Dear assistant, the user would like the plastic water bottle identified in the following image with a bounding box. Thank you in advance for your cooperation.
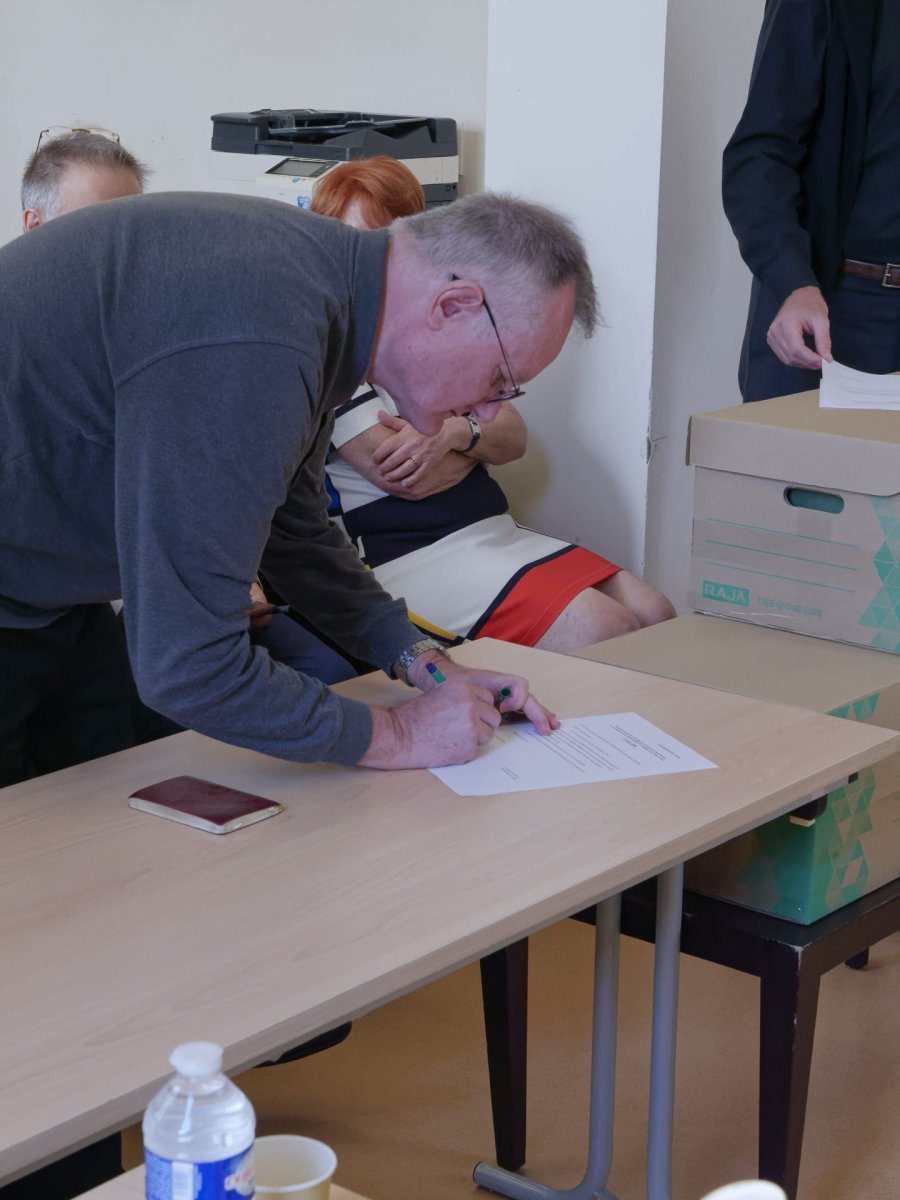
[143,1042,256,1199]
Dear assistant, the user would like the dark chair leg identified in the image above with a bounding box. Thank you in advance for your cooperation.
[480,938,529,1171]
[758,947,822,1200]
[844,949,869,970]
[0,1134,122,1200]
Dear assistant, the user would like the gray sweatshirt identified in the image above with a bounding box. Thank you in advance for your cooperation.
[0,191,422,765]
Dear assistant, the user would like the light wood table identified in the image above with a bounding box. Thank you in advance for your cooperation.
[77,1168,367,1199]
[1,639,896,1197]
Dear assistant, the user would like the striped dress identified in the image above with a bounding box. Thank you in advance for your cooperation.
[325,385,620,645]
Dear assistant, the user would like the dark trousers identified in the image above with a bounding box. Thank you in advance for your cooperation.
[250,612,357,683]
[0,604,140,788]
[739,272,900,402]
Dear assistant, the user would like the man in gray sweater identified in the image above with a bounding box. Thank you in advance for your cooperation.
[0,189,596,780]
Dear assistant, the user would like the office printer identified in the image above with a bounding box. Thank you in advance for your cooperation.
[210,109,459,209]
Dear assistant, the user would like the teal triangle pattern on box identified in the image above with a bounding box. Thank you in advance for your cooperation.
[693,688,889,923]
[827,691,881,724]
[851,695,880,721]
[867,630,900,652]
[874,551,900,584]
[873,495,900,520]
[866,503,900,650]
[736,768,876,921]
[859,590,900,631]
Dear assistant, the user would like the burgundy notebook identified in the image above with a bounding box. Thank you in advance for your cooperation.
[128,775,284,834]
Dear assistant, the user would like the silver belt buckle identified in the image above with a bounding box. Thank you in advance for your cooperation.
[882,261,900,288]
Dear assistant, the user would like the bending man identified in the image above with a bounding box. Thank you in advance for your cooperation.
[0,187,596,778]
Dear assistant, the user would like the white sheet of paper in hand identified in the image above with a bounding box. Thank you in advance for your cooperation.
[429,713,717,797]
[819,357,900,410]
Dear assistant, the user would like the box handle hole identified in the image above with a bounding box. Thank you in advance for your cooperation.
[784,486,844,514]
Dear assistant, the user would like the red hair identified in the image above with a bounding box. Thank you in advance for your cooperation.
[310,155,425,227]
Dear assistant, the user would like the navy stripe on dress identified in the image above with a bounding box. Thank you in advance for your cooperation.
[334,463,508,567]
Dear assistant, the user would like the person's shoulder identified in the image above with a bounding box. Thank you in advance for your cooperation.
[127,193,370,270]
[115,191,355,240]
[332,383,384,441]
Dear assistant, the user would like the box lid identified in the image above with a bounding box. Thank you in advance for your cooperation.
[577,614,900,713]
[688,390,900,496]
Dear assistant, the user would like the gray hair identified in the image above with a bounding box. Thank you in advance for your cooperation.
[391,191,598,337]
[21,131,148,219]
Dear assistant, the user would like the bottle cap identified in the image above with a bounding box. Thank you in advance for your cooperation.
[169,1042,223,1078]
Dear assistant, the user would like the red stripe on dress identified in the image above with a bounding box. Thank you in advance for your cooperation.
[474,547,620,646]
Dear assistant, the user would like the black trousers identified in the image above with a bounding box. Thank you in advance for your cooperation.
[739,272,900,402]
[0,603,140,788]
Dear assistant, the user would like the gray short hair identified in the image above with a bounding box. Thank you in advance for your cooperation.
[391,191,598,337]
[21,131,148,219]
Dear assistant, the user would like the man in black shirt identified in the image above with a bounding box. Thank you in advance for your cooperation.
[723,0,900,402]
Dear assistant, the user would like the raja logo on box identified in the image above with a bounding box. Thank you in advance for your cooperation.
[702,579,750,607]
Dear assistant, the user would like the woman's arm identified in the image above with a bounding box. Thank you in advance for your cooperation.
[375,402,526,470]
[425,402,528,467]
[336,399,526,500]
[337,421,475,499]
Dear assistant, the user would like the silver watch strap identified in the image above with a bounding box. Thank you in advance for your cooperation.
[392,637,446,685]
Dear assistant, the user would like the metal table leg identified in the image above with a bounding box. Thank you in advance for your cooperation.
[646,863,683,1200]
[473,892,622,1200]
[474,864,685,1200]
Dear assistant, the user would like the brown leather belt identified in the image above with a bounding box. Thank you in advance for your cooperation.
[842,257,900,287]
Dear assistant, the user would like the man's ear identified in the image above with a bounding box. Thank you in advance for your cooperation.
[22,209,43,232]
[428,277,484,329]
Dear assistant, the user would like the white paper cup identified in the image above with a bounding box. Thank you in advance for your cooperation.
[253,1135,337,1198]
[699,1184,787,1200]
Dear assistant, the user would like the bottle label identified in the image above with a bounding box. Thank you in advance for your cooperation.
[145,1146,255,1199]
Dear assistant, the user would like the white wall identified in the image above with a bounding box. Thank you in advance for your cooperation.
[0,0,488,247]
[485,0,765,604]
[484,0,669,574]
[645,1,764,609]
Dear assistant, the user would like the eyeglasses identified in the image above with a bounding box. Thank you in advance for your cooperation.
[450,274,526,402]
[35,125,121,154]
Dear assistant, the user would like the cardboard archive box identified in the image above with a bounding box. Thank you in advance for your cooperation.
[578,615,900,923]
[688,391,900,652]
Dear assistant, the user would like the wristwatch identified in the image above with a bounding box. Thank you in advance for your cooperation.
[392,637,448,686]
[463,413,481,453]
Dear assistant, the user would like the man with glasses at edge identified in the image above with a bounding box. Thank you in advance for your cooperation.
[0,174,603,780]
[21,125,145,230]
[320,158,675,651]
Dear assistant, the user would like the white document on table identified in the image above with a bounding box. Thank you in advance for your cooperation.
[430,713,717,797]
[819,358,900,410]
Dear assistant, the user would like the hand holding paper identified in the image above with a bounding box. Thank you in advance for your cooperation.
[819,358,900,411]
